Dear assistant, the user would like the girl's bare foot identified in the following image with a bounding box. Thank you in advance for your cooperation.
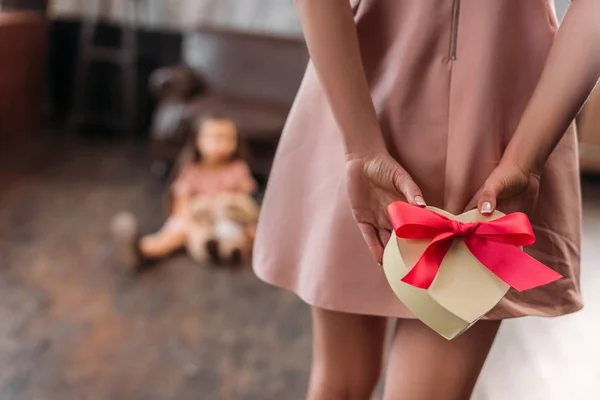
[110,211,142,270]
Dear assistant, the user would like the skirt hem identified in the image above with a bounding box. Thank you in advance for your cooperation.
[254,267,584,321]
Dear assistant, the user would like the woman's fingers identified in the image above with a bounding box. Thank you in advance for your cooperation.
[392,168,426,207]
[476,178,499,215]
[472,165,530,215]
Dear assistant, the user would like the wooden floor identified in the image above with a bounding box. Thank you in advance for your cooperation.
[0,134,598,400]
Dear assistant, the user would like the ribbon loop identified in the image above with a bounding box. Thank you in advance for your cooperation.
[387,201,562,292]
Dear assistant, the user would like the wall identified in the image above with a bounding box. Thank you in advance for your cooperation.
[49,0,302,37]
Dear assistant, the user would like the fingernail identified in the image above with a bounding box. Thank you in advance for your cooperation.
[480,202,493,214]
[377,262,382,268]
[415,196,426,207]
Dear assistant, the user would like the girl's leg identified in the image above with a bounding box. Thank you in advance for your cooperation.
[383,319,501,400]
[308,307,387,400]
[111,212,187,267]
[138,217,187,259]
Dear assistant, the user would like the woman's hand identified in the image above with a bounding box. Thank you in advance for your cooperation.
[346,152,426,264]
[465,162,541,216]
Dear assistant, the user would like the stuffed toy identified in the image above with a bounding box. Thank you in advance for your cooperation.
[186,192,259,264]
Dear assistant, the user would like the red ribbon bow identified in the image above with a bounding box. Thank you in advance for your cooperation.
[387,202,562,292]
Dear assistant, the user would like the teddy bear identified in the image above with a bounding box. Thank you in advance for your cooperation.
[186,192,259,264]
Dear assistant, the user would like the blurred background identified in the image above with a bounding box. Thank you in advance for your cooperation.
[0,1,599,399]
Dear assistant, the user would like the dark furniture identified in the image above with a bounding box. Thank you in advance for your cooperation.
[148,26,308,177]
[0,3,47,142]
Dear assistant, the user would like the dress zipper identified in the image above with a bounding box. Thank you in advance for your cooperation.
[450,0,461,61]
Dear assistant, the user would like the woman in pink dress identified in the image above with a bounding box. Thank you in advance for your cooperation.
[253,1,600,398]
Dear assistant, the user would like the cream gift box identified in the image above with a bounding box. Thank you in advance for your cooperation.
[382,203,562,340]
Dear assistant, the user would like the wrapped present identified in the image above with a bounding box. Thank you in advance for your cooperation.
[382,202,562,340]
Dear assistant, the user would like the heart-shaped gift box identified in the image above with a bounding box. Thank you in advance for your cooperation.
[382,203,562,340]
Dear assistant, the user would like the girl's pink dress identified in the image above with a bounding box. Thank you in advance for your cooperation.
[173,160,256,197]
[164,160,257,231]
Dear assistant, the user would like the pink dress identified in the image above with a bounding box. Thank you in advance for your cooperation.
[253,0,583,319]
[172,160,256,198]
[164,160,257,232]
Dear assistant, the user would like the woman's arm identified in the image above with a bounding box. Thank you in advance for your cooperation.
[295,0,426,263]
[502,0,600,175]
[294,0,386,158]
[470,0,600,215]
